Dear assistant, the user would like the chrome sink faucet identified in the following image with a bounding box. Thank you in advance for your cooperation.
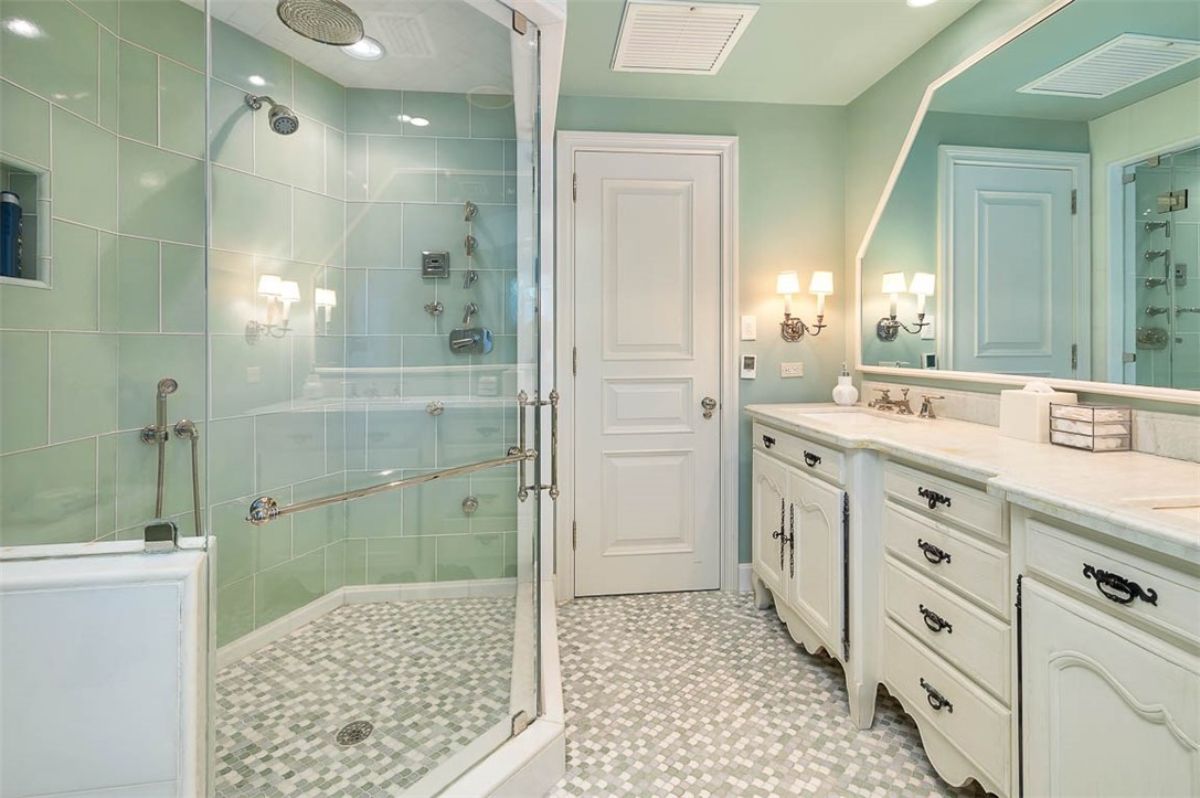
[868,388,915,415]
[919,394,944,419]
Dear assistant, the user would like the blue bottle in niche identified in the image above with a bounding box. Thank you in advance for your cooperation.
[0,190,22,278]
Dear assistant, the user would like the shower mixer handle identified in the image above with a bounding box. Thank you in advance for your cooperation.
[462,302,478,324]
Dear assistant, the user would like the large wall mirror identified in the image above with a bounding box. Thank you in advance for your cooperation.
[859,0,1200,400]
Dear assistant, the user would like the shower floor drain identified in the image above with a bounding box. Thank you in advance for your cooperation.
[335,720,374,746]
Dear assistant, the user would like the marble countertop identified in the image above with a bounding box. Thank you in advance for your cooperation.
[745,403,1200,563]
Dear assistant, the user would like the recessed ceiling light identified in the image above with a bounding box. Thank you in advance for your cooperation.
[4,17,43,38]
[248,74,266,87]
[906,0,940,6]
[409,117,430,128]
[342,35,384,61]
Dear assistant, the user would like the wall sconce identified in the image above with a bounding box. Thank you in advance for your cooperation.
[315,288,337,334]
[876,271,934,341]
[246,275,299,343]
[778,270,833,341]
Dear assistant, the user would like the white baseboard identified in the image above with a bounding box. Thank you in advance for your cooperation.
[738,563,752,594]
[218,577,518,669]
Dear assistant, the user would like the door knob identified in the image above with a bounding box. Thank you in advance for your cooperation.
[701,396,718,419]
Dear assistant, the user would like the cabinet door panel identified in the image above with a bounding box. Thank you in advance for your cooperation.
[787,466,843,654]
[751,451,787,596]
[1024,579,1200,798]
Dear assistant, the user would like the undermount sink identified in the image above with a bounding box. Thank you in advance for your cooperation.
[797,408,922,423]
[1121,496,1200,525]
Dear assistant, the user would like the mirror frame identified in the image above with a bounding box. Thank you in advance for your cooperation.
[853,0,1200,407]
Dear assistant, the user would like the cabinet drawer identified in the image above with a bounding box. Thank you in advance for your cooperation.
[885,461,1003,543]
[884,621,1011,796]
[1025,519,1200,645]
[885,501,1010,619]
[753,422,844,485]
[885,557,1011,703]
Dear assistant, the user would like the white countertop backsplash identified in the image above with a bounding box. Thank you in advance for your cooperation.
[746,402,1200,564]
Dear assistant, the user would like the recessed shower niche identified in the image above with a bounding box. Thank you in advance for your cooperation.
[0,159,50,285]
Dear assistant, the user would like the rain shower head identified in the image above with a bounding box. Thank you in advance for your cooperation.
[276,0,363,46]
[244,94,300,136]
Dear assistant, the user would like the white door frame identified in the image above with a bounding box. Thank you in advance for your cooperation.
[936,144,1091,378]
[554,131,739,603]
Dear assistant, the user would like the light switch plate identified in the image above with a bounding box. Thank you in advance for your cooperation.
[780,362,804,378]
[740,315,757,340]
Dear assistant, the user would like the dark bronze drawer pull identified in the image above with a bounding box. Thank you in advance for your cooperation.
[1083,564,1158,606]
[917,538,951,565]
[803,451,821,468]
[762,435,776,449]
[919,604,952,633]
[917,486,951,510]
[920,678,953,713]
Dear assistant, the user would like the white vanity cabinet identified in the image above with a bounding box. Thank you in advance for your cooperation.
[1019,515,1200,797]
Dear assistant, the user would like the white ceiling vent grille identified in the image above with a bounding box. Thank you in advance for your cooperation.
[611,0,759,75]
[1018,34,1200,99]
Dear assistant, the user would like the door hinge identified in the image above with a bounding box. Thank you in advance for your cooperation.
[572,520,577,550]
[1070,189,1077,215]
[572,172,577,202]
[1123,172,1137,185]
[511,10,528,34]
[1122,352,1136,364]
[1070,343,1078,371]
[572,346,578,377]
[512,710,533,736]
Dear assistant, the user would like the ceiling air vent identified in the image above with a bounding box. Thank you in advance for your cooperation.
[611,0,758,75]
[1018,34,1200,99]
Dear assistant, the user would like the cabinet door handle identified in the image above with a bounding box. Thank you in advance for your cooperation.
[919,604,952,634]
[917,538,952,565]
[917,486,951,510]
[920,678,953,713]
[762,435,776,449]
[1082,564,1158,606]
[772,497,786,571]
[788,503,796,579]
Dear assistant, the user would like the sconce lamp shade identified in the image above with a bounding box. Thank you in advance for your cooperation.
[315,288,338,308]
[257,274,283,297]
[909,272,935,297]
[808,271,834,296]
[776,271,801,295]
[279,280,301,303]
[881,271,908,295]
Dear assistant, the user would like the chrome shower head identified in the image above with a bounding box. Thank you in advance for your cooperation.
[276,0,363,46]
[244,94,300,136]
[157,377,179,398]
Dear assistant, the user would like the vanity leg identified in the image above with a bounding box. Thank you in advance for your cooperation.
[847,679,878,730]
[751,575,774,610]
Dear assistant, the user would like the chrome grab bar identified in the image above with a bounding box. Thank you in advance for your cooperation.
[246,450,535,526]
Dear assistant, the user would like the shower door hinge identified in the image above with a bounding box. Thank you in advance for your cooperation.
[512,710,533,736]
[572,346,578,376]
[1070,189,1077,215]
[1159,189,1189,214]
[1123,172,1137,185]
[511,10,528,35]
[572,520,577,550]
[1123,352,1137,364]
[572,172,577,202]
[1070,343,1078,371]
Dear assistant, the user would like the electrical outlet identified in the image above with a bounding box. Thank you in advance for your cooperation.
[740,315,757,340]
[780,362,804,378]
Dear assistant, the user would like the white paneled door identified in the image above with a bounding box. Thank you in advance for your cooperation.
[573,150,722,596]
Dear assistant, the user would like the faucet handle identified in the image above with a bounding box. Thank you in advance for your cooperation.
[874,388,891,398]
[919,394,944,419]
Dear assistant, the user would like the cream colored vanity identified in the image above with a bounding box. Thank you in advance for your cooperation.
[747,404,1199,798]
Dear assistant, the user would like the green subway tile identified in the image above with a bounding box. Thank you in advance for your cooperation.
[254,114,324,193]
[97,432,117,535]
[293,190,344,266]
[96,232,118,330]
[401,336,469,397]
[118,0,204,71]
[216,577,254,646]
[210,333,290,417]
[159,60,205,158]
[437,406,504,465]
[326,128,345,199]
[294,61,344,129]
[503,532,517,578]
[345,335,404,369]
[345,134,367,201]
[211,498,256,588]
[343,269,366,335]
[345,538,366,585]
[50,332,118,441]
[469,95,515,138]
[207,249,254,335]
[53,108,117,231]
[0,80,50,167]
[325,540,346,591]
[345,203,403,268]
[117,41,157,145]
[366,270,434,334]
[112,407,196,528]
[161,243,204,332]
[73,0,117,30]
[434,267,504,336]
[366,407,435,470]
[97,30,117,132]
[211,166,291,257]
[346,89,404,135]
[0,438,96,545]
[99,235,158,332]
[255,410,326,490]
[436,533,504,581]
[0,331,48,454]
[256,511,293,572]
[212,19,291,100]
[402,92,468,138]
[437,138,504,204]
[502,140,518,204]
[472,204,518,269]
[400,203,460,270]
[345,470,402,537]
[293,474,345,555]
[206,415,254,504]
[210,80,254,172]
[1,220,98,331]
[403,477,469,537]
[367,136,436,202]
[116,333,204,429]
[255,549,324,626]
[0,0,99,120]
[470,475,518,534]
[366,536,434,584]
[118,139,204,244]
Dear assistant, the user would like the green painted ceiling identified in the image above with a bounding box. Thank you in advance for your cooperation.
[560,0,980,105]
[932,0,1200,121]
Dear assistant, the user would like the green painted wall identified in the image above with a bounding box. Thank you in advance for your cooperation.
[557,96,847,562]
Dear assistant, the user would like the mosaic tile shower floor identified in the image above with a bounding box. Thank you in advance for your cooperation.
[214,596,515,797]
[551,591,985,797]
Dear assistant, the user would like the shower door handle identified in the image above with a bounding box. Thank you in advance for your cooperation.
[516,389,559,502]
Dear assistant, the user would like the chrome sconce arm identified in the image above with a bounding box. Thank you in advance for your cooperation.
[875,312,929,341]
[780,312,827,341]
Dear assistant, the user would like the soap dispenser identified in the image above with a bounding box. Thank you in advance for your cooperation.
[832,363,858,406]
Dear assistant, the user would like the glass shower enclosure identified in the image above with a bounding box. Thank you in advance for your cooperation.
[0,0,543,793]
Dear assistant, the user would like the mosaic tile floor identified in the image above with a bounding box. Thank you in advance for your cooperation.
[214,596,515,797]
[552,591,986,797]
